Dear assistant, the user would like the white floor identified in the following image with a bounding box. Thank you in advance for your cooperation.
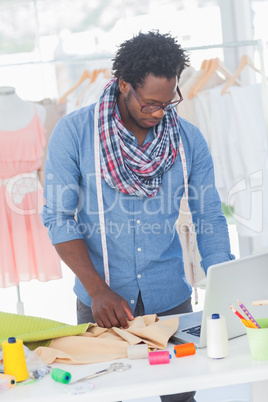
[0,224,251,401]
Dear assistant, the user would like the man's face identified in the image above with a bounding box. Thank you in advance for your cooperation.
[119,74,177,132]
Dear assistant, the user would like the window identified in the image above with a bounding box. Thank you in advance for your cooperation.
[0,0,222,100]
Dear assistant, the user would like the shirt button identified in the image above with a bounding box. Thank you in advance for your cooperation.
[137,247,142,252]
[130,300,135,304]
[137,274,141,279]
[136,219,141,224]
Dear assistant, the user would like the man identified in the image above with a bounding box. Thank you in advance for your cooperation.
[41,31,234,402]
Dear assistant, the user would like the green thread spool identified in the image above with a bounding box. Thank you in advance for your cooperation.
[51,368,71,384]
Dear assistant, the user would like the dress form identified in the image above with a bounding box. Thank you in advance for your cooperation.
[0,87,61,314]
[0,86,46,130]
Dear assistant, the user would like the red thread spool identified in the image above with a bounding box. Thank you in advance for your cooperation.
[174,343,196,358]
[148,351,171,365]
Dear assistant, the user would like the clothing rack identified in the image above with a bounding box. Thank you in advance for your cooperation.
[0,54,114,68]
[0,40,264,67]
[185,39,268,260]
[185,39,266,85]
[185,39,268,138]
[185,39,262,51]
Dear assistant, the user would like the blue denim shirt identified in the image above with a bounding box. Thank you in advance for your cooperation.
[41,103,234,314]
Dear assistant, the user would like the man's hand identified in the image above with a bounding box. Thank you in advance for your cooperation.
[91,288,134,328]
[54,240,134,328]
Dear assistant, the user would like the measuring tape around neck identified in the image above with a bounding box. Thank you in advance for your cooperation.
[94,103,110,286]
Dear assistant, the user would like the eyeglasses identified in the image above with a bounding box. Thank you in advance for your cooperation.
[128,83,183,114]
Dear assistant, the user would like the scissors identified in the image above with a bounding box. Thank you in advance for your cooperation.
[71,362,131,384]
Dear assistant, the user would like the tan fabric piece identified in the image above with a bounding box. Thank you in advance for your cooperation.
[34,315,179,365]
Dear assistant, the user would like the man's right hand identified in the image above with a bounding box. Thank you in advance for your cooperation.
[54,240,134,329]
[91,287,134,329]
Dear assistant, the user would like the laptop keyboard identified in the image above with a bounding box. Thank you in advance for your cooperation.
[182,324,201,337]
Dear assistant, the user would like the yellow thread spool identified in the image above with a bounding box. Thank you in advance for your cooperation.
[2,337,29,382]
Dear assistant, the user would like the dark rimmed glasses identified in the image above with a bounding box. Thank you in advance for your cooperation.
[128,83,183,114]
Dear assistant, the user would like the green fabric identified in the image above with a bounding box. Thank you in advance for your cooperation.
[0,311,90,350]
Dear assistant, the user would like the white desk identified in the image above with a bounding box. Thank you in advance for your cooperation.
[2,334,268,402]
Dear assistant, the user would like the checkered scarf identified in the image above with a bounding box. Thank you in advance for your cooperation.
[98,79,180,197]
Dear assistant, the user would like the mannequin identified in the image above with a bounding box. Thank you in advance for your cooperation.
[0,86,47,200]
[0,86,61,312]
[0,86,46,130]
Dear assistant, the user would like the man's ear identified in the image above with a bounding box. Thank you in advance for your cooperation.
[118,78,129,94]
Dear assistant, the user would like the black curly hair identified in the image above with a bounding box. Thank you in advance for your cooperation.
[112,30,189,88]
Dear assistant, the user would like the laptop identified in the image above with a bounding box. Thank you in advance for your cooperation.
[169,252,268,348]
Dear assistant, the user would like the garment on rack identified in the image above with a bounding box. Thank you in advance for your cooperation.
[194,85,230,202]
[37,99,66,186]
[194,83,268,237]
[0,111,61,288]
[65,71,111,114]
[78,72,111,109]
[175,66,226,288]
[177,62,268,271]
[178,65,225,129]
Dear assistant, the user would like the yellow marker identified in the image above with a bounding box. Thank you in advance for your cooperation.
[241,319,258,329]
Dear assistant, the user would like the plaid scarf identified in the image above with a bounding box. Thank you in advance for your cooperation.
[98,79,180,197]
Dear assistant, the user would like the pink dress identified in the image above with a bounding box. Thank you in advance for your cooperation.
[0,111,62,288]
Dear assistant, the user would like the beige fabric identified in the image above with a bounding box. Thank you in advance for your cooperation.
[34,315,179,365]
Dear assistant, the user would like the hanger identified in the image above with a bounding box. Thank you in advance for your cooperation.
[188,59,211,99]
[188,58,242,99]
[75,68,111,106]
[200,59,210,71]
[57,70,92,104]
[221,54,262,95]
